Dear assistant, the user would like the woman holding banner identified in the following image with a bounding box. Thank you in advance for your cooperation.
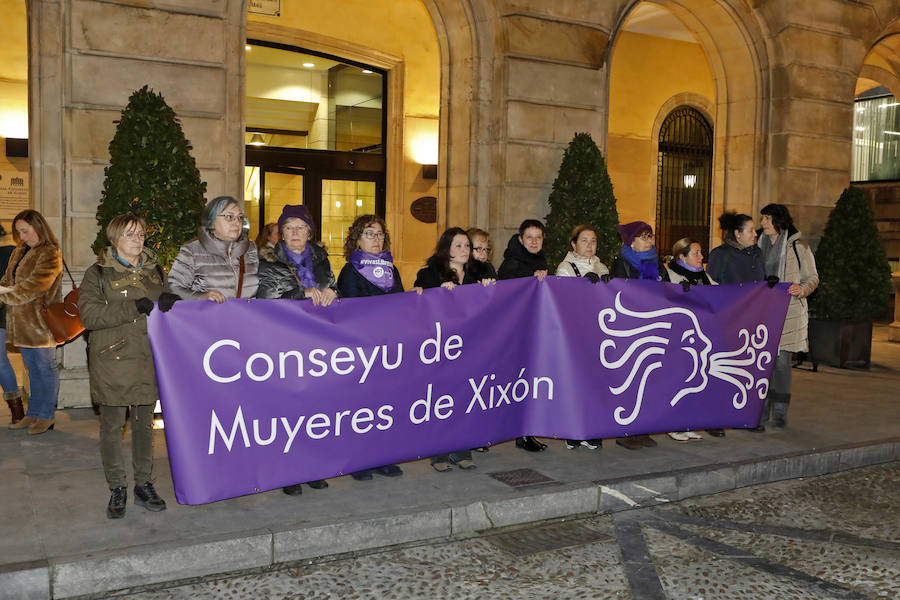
[0,210,62,436]
[168,196,258,304]
[498,219,549,453]
[257,204,335,495]
[466,227,497,279]
[414,227,494,471]
[609,221,668,450]
[706,212,764,286]
[555,224,607,451]
[337,215,405,480]
[79,214,177,519]
[665,237,724,440]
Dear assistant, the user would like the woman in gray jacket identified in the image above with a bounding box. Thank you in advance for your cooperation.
[758,204,819,429]
[168,196,259,303]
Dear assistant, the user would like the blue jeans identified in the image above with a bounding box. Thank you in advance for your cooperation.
[0,328,19,393]
[20,347,59,420]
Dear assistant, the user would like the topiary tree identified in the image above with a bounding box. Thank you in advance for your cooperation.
[810,186,892,321]
[93,85,206,267]
[544,132,621,270]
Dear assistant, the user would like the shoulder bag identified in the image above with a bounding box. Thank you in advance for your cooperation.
[40,259,85,344]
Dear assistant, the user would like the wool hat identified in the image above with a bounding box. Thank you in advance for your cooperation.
[278,205,314,235]
[616,221,653,246]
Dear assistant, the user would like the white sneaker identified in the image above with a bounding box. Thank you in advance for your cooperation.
[685,431,703,440]
[668,432,691,442]
[580,439,601,450]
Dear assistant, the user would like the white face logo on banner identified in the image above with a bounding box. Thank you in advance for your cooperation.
[598,291,771,425]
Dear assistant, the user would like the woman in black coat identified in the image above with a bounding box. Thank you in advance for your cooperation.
[336,215,405,481]
[414,227,494,472]
[609,221,669,450]
[497,219,549,452]
[706,212,764,285]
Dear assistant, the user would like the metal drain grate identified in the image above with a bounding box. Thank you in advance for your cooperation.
[488,468,555,488]
[486,521,615,556]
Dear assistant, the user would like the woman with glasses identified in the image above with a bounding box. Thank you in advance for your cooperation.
[555,224,608,451]
[79,214,179,519]
[0,210,62,436]
[337,215,404,480]
[609,221,668,451]
[466,228,497,279]
[257,204,336,497]
[413,227,494,472]
[169,196,259,304]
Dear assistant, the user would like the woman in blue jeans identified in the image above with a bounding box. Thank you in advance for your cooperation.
[0,210,62,435]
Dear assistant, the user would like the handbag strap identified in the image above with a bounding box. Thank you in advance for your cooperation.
[236,255,246,298]
[42,254,75,309]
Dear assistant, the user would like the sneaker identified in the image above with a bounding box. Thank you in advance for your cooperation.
[668,432,691,442]
[685,431,703,440]
[107,486,127,519]
[582,439,602,449]
[134,481,167,512]
[456,459,477,470]
[565,439,580,450]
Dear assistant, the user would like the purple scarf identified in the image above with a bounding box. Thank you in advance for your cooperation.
[676,258,704,273]
[621,245,661,281]
[284,245,318,290]
[350,250,395,292]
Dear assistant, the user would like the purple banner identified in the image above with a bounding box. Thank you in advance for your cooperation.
[148,278,790,504]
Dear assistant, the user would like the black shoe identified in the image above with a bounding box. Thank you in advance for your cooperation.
[748,424,766,433]
[773,418,786,429]
[515,436,545,452]
[107,486,127,519]
[307,479,329,489]
[375,464,403,477]
[616,437,643,450]
[134,481,167,512]
[283,483,303,495]
[352,470,373,481]
[565,439,580,450]
[706,429,726,437]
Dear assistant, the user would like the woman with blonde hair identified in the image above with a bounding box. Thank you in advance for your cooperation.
[0,210,63,435]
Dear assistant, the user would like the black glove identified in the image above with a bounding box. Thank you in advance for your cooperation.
[135,297,154,315]
[583,272,601,284]
[600,273,612,283]
[157,292,180,312]
[681,280,691,293]
[766,276,780,289]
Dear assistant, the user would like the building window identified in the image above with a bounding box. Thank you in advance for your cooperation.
[656,106,713,255]
[852,91,900,182]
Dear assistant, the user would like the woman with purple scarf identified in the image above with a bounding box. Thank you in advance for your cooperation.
[336,214,405,480]
[609,220,669,451]
[257,204,337,496]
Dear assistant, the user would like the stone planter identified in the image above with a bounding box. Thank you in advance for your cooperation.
[808,319,872,369]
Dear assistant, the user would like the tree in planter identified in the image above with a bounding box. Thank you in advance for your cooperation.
[544,132,621,270]
[810,186,892,321]
[93,85,206,267]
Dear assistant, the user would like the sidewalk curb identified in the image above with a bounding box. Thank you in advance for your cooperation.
[2,438,897,599]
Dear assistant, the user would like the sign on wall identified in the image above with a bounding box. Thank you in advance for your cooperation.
[0,171,29,219]
[248,0,280,16]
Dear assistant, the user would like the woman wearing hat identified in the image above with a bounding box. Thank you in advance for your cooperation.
[257,205,337,496]
[609,220,668,450]
[168,196,258,304]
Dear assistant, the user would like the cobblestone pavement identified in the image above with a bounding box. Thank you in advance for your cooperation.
[92,462,899,600]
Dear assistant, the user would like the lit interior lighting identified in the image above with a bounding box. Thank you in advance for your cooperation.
[361,69,373,74]
[884,131,900,136]
[335,200,342,208]
[855,127,865,131]
[245,45,252,51]
[879,102,899,108]
[303,62,315,68]
[356,199,363,207]
[248,133,265,146]
[683,174,697,189]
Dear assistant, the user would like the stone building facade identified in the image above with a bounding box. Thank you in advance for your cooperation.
[12,0,900,406]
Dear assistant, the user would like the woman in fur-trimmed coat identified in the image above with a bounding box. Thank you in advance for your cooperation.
[0,210,62,435]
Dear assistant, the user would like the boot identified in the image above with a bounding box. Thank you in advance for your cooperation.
[758,397,772,426]
[772,400,789,429]
[4,389,24,424]
[8,416,36,430]
[27,419,55,435]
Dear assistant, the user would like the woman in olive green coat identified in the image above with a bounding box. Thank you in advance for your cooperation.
[79,214,178,519]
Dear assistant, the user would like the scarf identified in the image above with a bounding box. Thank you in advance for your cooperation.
[621,245,661,281]
[350,249,395,292]
[758,231,787,281]
[284,244,318,290]
[676,258,703,273]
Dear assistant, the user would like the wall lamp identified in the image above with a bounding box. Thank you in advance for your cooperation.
[248,133,265,146]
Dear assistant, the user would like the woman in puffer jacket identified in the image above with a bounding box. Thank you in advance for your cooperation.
[168,196,258,303]
[757,203,818,430]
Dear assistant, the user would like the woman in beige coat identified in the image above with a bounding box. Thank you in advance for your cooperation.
[0,210,62,435]
[758,204,819,429]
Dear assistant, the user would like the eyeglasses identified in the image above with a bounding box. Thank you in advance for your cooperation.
[473,246,491,254]
[120,232,146,240]
[362,230,385,240]
[638,232,654,241]
[218,213,245,223]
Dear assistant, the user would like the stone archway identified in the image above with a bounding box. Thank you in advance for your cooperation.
[606,0,767,234]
